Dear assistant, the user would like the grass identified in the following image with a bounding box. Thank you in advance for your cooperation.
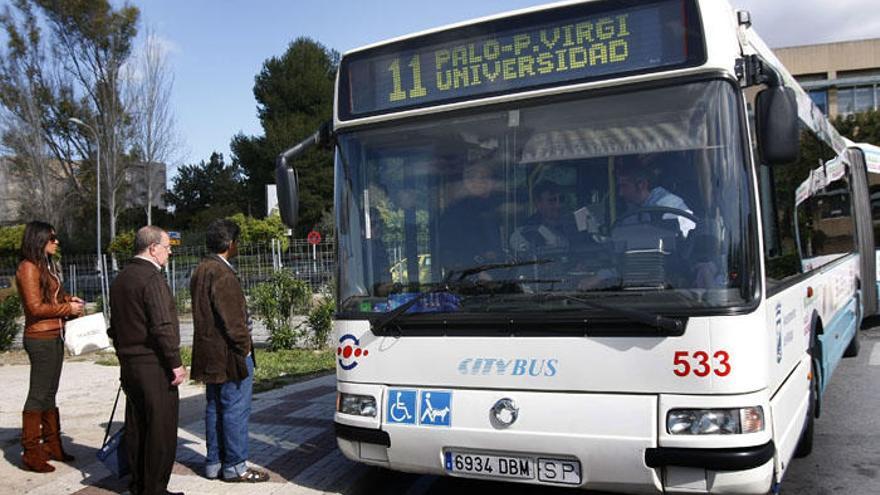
[251,348,335,392]
[93,346,335,392]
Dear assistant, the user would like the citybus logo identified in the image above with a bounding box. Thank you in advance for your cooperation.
[337,334,369,370]
[457,357,558,377]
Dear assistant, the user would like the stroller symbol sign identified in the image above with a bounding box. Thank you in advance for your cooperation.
[387,389,417,425]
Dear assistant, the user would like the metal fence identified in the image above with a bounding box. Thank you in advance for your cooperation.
[0,238,337,306]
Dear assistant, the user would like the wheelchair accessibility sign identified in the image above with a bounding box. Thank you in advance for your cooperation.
[387,389,417,424]
[387,389,451,427]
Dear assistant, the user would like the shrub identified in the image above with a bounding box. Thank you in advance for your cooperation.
[0,293,22,351]
[228,213,289,250]
[174,288,191,314]
[306,296,335,349]
[0,224,25,257]
[109,230,136,256]
[249,270,311,350]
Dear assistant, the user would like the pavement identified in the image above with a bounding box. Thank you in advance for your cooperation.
[0,361,361,495]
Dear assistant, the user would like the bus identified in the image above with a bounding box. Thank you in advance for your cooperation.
[275,0,872,492]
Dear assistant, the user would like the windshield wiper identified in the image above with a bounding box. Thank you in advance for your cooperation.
[451,258,554,280]
[371,283,454,332]
[372,259,552,332]
[555,294,684,334]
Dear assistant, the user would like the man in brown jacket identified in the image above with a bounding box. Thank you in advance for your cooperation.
[190,219,268,482]
[109,225,186,495]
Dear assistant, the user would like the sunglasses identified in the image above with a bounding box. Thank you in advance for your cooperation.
[49,235,59,243]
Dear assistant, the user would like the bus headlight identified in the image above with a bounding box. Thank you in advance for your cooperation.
[337,393,377,417]
[667,407,764,435]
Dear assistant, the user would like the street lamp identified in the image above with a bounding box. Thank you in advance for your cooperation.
[68,117,107,310]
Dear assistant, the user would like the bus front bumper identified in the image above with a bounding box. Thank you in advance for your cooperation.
[645,441,775,471]
[333,382,777,494]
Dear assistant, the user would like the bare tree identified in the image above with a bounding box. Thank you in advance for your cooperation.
[40,0,141,246]
[0,0,86,229]
[129,28,179,225]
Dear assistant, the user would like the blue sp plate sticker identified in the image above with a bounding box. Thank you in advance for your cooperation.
[387,389,417,425]
[419,390,452,426]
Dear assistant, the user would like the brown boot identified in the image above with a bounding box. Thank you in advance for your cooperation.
[41,408,75,462]
[22,411,54,473]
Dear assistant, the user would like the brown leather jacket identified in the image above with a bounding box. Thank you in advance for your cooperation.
[16,260,75,340]
[190,255,253,384]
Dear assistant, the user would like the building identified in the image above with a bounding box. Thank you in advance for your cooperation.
[0,158,24,225]
[774,38,880,118]
[0,157,167,225]
[0,157,68,226]
[123,161,167,211]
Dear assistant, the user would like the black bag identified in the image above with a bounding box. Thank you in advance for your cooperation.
[96,385,130,478]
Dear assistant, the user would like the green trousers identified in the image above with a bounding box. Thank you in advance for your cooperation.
[23,336,64,411]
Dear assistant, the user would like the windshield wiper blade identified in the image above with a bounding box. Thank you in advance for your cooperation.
[557,294,684,334]
[372,288,443,332]
[373,267,463,331]
[453,258,554,280]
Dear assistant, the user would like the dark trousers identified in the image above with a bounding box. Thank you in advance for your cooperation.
[23,337,63,411]
[121,360,179,495]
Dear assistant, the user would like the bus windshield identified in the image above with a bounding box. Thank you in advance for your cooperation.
[335,80,754,319]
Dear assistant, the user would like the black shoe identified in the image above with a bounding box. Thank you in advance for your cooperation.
[165,491,184,495]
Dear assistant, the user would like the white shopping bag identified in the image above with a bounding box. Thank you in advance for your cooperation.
[64,313,111,356]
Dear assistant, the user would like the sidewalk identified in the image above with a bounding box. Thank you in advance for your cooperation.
[0,361,362,494]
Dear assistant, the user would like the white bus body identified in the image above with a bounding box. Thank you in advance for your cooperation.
[275,0,869,493]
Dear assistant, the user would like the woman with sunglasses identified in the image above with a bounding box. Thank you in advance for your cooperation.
[15,221,85,472]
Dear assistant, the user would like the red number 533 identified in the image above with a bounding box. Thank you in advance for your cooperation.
[673,350,731,377]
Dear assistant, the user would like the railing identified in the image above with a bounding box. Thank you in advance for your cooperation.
[0,238,337,304]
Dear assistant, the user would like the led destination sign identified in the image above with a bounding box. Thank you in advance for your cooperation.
[340,0,703,120]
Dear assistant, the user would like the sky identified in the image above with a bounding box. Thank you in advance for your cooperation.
[127,0,880,172]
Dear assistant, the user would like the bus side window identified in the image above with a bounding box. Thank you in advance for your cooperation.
[755,130,838,290]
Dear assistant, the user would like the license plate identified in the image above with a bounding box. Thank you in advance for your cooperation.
[444,451,581,485]
[537,457,582,485]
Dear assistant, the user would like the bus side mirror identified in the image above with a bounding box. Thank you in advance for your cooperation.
[276,165,299,228]
[274,121,334,229]
[756,86,800,165]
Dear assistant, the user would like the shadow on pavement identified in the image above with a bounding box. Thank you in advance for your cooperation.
[0,427,103,480]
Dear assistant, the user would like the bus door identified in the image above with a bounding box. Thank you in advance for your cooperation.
[849,147,878,318]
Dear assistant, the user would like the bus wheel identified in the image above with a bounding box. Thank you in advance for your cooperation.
[793,358,818,458]
[843,328,860,358]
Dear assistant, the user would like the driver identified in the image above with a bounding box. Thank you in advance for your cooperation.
[616,159,695,237]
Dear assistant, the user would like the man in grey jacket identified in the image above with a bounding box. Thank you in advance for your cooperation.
[190,219,269,483]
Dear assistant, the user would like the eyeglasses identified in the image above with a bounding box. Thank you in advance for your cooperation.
[153,242,172,253]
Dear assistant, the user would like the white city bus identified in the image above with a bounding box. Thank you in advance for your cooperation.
[275,0,871,492]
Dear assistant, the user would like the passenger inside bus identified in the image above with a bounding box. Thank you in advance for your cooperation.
[509,180,577,254]
[438,159,504,277]
[367,207,391,292]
